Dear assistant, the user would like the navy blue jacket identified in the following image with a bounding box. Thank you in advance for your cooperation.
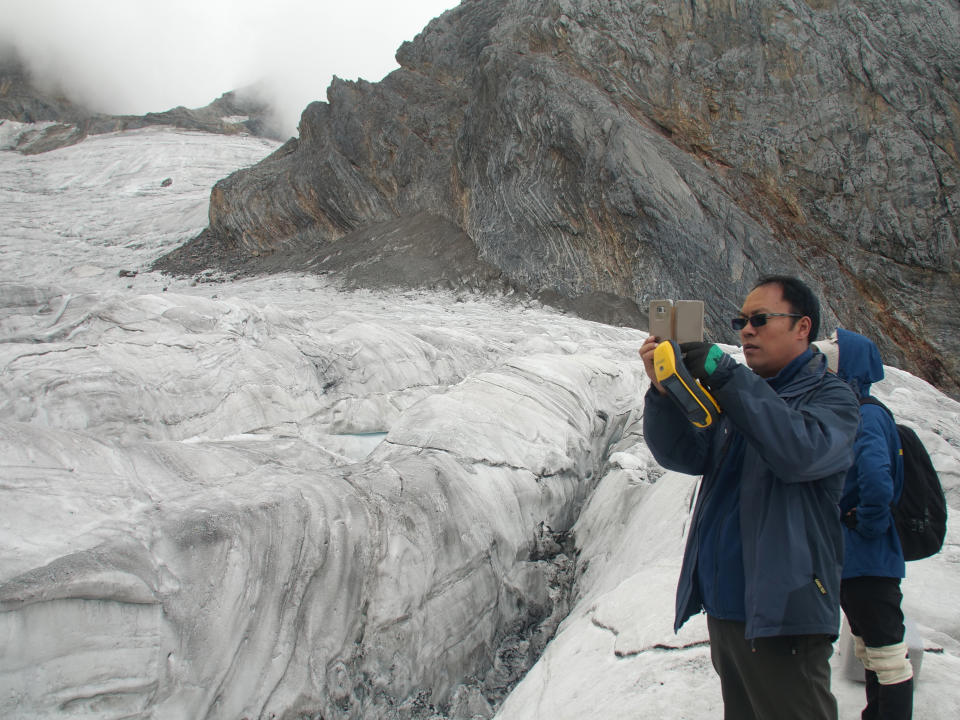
[834,329,905,579]
[644,349,859,639]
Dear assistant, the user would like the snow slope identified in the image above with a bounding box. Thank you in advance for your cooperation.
[1,124,957,719]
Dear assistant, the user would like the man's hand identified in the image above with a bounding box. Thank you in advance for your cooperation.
[843,508,858,530]
[639,336,666,395]
[679,342,732,388]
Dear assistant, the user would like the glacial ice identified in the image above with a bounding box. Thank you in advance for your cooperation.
[0,126,958,719]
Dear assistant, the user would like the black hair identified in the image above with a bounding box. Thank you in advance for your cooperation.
[753,275,820,343]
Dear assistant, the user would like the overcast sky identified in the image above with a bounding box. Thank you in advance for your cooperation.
[0,0,458,136]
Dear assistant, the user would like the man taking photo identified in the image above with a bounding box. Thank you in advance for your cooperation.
[639,276,860,720]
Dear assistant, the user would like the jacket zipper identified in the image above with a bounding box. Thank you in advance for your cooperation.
[698,426,736,614]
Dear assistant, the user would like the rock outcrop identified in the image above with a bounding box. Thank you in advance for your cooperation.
[161,0,960,396]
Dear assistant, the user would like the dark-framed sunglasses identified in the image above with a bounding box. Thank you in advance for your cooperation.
[730,313,802,331]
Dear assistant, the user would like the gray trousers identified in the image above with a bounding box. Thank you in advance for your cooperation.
[707,616,838,720]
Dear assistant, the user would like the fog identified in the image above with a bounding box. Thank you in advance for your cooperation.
[0,0,457,136]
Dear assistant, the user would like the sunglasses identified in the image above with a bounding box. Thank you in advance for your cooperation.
[730,313,802,331]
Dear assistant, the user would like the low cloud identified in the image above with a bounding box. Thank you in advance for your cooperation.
[1,0,455,136]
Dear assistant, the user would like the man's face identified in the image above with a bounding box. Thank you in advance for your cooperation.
[738,283,811,378]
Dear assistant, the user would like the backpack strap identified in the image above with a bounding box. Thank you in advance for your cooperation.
[859,395,894,420]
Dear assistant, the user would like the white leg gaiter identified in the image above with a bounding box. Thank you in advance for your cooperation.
[853,634,868,666]
[863,642,914,685]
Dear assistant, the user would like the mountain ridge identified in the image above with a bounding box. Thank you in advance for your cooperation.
[155,0,960,396]
[0,54,286,153]
[3,1,958,396]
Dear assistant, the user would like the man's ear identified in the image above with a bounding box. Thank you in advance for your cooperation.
[797,316,813,343]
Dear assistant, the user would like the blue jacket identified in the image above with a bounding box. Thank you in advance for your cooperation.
[834,329,905,579]
[644,349,859,639]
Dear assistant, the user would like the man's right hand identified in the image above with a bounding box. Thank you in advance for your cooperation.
[639,335,667,395]
[843,508,858,530]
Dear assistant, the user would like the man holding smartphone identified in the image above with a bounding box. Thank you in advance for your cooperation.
[639,276,860,720]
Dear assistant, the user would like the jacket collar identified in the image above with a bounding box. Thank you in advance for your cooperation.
[766,348,826,399]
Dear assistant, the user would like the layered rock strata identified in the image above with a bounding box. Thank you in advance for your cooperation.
[166,0,960,395]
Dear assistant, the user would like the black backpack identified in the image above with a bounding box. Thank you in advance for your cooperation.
[860,396,948,561]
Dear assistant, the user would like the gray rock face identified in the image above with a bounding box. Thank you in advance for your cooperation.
[170,0,960,396]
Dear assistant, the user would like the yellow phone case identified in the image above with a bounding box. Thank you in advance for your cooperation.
[653,340,722,428]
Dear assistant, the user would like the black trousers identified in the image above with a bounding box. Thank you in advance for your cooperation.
[707,615,838,720]
[841,576,913,719]
[840,576,905,648]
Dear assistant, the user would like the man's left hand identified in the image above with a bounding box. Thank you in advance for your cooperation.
[679,342,731,387]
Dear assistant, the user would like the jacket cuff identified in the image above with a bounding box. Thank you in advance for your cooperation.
[707,353,738,389]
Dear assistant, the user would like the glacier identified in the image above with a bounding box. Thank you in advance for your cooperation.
[0,124,958,719]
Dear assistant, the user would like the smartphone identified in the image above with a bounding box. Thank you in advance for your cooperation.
[649,299,674,340]
[674,300,704,343]
[648,299,704,342]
